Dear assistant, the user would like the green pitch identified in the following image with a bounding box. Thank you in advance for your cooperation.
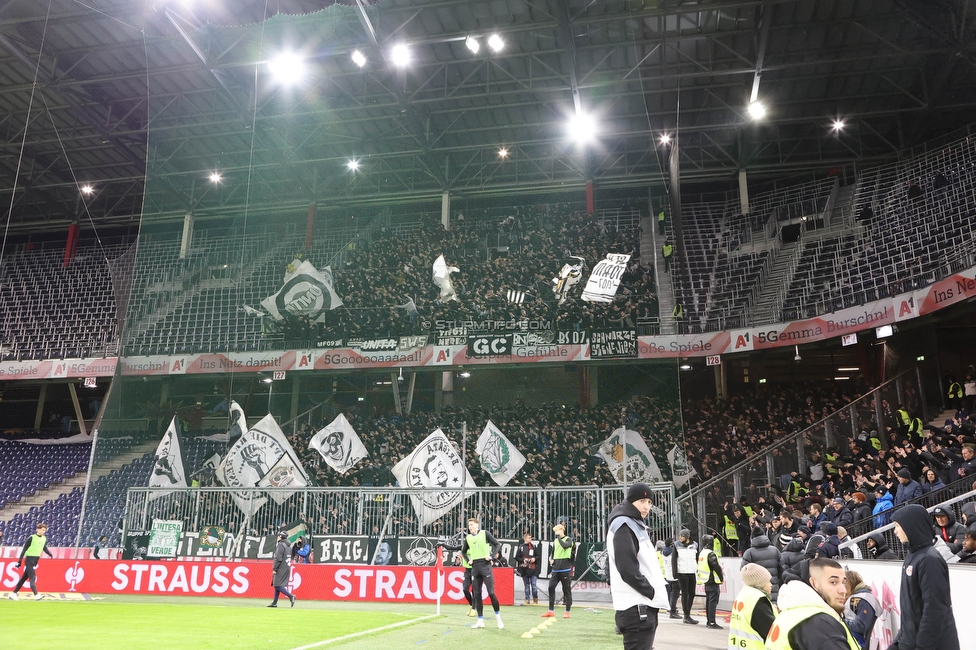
[0,598,636,650]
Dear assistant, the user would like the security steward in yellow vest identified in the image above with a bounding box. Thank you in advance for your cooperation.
[948,380,963,409]
[895,406,911,431]
[12,523,54,599]
[731,563,777,650]
[724,515,739,554]
[460,518,504,628]
[697,534,725,629]
[765,558,860,650]
[543,523,574,618]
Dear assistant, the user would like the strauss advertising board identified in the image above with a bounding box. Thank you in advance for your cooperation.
[0,558,514,605]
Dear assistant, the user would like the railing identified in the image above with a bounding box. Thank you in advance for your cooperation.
[123,484,677,550]
[678,370,925,535]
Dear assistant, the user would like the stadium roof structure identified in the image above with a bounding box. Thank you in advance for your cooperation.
[1,0,975,234]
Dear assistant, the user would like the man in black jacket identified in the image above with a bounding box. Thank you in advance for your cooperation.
[890,504,960,650]
[865,532,898,560]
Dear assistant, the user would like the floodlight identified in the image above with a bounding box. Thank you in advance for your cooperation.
[346,159,360,171]
[568,112,596,143]
[459,372,471,378]
[352,50,366,68]
[831,119,846,132]
[498,147,509,158]
[261,378,273,384]
[80,185,94,195]
[487,34,504,52]
[748,100,766,120]
[876,325,893,338]
[465,36,480,54]
[268,52,305,85]
[209,172,222,184]
[659,133,672,145]
[679,363,692,371]
[391,44,411,66]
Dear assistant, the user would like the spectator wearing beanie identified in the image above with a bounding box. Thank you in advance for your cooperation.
[817,523,841,559]
[851,492,872,522]
[730,563,777,646]
[894,468,923,506]
[825,497,854,528]
[741,526,783,604]
[873,486,894,527]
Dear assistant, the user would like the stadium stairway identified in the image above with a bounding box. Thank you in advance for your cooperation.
[643,214,674,332]
[751,240,799,324]
[0,440,158,524]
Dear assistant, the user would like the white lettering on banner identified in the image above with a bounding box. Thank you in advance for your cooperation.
[332,567,460,601]
[109,562,248,594]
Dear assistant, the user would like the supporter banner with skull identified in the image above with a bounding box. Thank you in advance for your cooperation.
[391,428,476,527]
[581,253,630,303]
[476,420,526,486]
[261,258,342,322]
[148,416,188,501]
[310,413,369,475]
[216,413,311,514]
[598,427,664,484]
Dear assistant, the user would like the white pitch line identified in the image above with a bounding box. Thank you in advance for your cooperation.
[287,614,441,650]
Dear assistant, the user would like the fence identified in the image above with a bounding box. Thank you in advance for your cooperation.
[123,483,677,554]
[678,369,927,536]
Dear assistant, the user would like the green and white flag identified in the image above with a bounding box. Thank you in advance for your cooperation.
[475,420,526,486]
[667,443,698,489]
[147,519,182,558]
[598,427,664,484]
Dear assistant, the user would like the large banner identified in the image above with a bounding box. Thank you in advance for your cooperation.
[0,558,514,605]
[261,259,342,322]
[598,427,664,484]
[581,253,630,302]
[391,429,476,527]
[309,413,368,475]
[476,420,526,486]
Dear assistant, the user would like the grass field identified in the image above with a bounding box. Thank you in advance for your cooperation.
[0,595,729,650]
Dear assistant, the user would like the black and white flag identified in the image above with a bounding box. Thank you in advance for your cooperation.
[148,416,188,500]
[552,256,585,305]
[310,413,368,475]
[216,413,311,514]
[667,443,698,489]
[581,253,631,303]
[261,258,342,322]
[391,428,475,527]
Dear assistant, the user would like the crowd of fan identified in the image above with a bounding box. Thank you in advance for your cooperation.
[266,206,658,343]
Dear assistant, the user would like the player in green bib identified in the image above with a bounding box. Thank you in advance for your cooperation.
[11,523,54,600]
[542,522,575,619]
[460,517,503,629]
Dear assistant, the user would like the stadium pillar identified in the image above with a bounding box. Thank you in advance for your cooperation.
[34,384,47,429]
[586,180,594,215]
[290,374,301,420]
[441,192,451,231]
[179,212,193,260]
[439,371,454,409]
[738,170,750,214]
[305,203,316,250]
[67,382,88,436]
[713,363,726,399]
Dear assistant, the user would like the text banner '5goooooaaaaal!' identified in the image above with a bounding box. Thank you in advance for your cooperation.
[0,559,514,605]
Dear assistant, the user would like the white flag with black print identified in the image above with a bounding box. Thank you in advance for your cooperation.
[475,420,526,486]
[261,258,343,322]
[216,413,312,514]
[667,443,698,489]
[552,256,585,305]
[391,428,476,527]
[598,427,664,484]
[310,413,369,475]
[581,253,630,303]
[148,416,188,500]
[432,255,460,302]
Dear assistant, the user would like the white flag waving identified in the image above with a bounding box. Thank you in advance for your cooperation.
[598,427,664,484]
[581,253,631,303]
[261,258,343,322]
[148,416,187,500]
[310,413,368,475]
[432,255,459,302]
[216,413,311,514]
[392,428,475,527]
[476,420,526,486]
[667,444,698,489]
[552,256,585,305]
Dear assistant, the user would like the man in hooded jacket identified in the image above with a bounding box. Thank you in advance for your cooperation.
[608,483,669,650]
[930,506,967,554]
[269,531,296,608]
[865,532,897,560]
[782,534,825,585]
[889,504,960,650]
[742,526,783,604]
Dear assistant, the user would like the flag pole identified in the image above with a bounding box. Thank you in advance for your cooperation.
[435,545,444,616]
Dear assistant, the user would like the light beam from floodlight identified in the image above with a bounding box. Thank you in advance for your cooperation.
[748,100,766,120]
[268,52,305,85]
[346,159,360,172]
[80,185,94,195]
[831,119,846,132]
[488,34,504,52]
[391,44,411,66]
[568,112,596,144]
[352,50,366,68]
[465,36,480,54]
[498,147,509,158]
[209,172,222,184]
[659,133,671,145]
